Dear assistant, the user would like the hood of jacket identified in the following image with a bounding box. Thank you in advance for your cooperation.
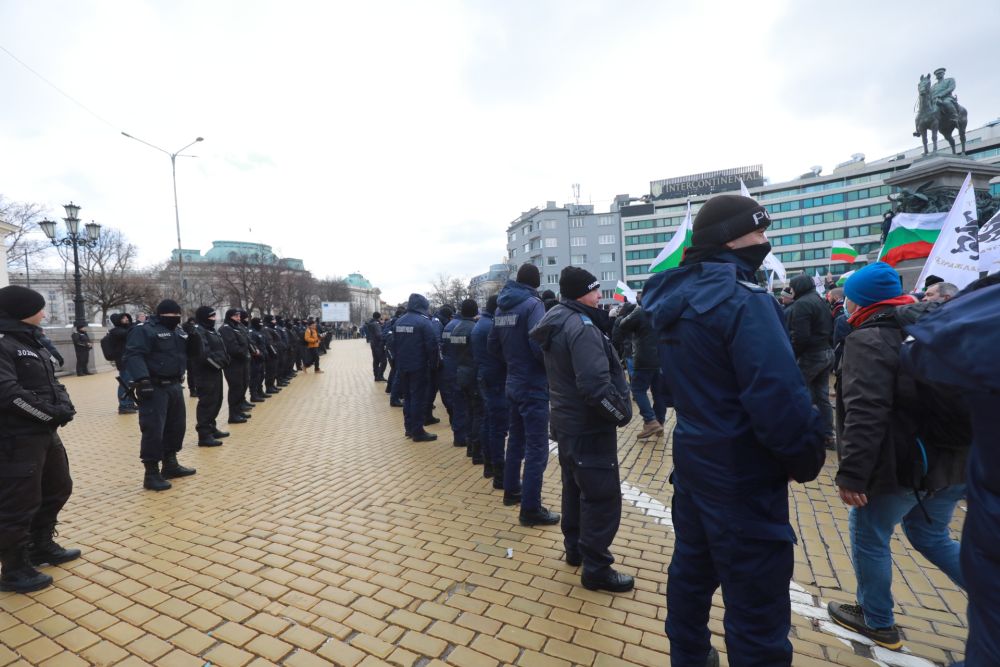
[407,293,430,315]
[497,280,538,311]
[790,274,816,298]
[642,261,747,332]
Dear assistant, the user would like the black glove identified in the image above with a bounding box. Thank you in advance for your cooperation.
[133,379,155,403]
[52,405,76,426]
[54,354,65,367]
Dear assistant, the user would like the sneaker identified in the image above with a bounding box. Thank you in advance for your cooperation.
[827,602,902,650]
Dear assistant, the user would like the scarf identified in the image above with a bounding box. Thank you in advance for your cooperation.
[847,295,916,328]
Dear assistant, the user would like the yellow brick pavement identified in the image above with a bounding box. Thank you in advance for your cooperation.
[0,341,967,665]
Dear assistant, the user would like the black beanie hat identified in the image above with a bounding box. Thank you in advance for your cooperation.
[251,316,262,328]
[372,312,381,320]
[485,294,498,315]
[224,308,239,321]
[560,266,601,300]
[0,285,46,320]
[155,299,181,315]
[691,195,771,247]
[460,299,478,318]
[516,263,541,288]
[195,306,216,325]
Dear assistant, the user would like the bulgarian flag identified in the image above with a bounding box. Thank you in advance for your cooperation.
[835,270,856,286]
[877,212,947,266]
[830,243,859,263]
[650,202,692,273]
[614,281,637,303]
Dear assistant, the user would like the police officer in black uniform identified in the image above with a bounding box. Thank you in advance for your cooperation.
[0,286,80,593]
[122,299,197,491]
[188,307,230,447]
[530,267,634,593]
[238,311,257,404]
[219,309,252,424]
[248,316,269,402]
[365,312,387,381]
[262,315,282,393]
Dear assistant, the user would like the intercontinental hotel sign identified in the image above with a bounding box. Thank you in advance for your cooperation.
[651,165,764,200]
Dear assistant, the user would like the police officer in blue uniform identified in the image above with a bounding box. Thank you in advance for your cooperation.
[0,286,79,593]
[440,309,469,450]
[424,306,452,425]
[531,267,633,592]
[488,263,559,526]
[392,294,439,442]
[643,195,825,667]
[123,299,198,491]
[450,300,483,464]
[472,294,508,486]
[900,275,1000,667]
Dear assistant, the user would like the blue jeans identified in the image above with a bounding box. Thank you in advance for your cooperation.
[117,367,137,409]
[631,368,666,424]
[849,484,966,628]
[504,394,549,511]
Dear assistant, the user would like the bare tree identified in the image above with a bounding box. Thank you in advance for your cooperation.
[429,273,471,310]
[1,195,50,272]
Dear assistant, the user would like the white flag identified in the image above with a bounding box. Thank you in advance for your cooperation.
[916,173,980,289]
[741,178,787,283]
[979,208,1000,275]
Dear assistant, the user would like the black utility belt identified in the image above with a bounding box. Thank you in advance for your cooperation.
[150,377,182,386]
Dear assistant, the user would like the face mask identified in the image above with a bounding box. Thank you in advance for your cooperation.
[730,242,772,272]
[159,315,181,330]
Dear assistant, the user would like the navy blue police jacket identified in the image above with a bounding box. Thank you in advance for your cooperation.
[440,318,462,382]
[392,294,439,373]
[488,280,547,400]
[901,280,1000,661]
[471,312,505,388]
[122,316,189,382]
[448,316,478,389]
[642,253,825,527]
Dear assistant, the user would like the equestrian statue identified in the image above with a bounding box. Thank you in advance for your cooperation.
[914,67,968,156]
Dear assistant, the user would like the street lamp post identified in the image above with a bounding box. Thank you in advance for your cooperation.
[121,132,203,295]
[39,202,101,329]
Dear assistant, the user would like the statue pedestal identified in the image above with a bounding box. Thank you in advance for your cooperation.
[884,156,1000,192]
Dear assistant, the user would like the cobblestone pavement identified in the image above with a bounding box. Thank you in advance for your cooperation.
[0,341,967,666]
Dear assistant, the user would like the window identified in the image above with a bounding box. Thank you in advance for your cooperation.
[509,232,516,242]
[522,243,530,253]
[601,289,614,299]
[544,238,558,248]
[600,252,616,263]
[571,254,587,265]
[546,256,557,265]
[530,239,542,250]
[522,224,533,235]
[542,220,558,230]
[547,274,559,284]
[598,234,616,245]
[571,237,587,247]
[601,271,616,281]
[599,215,615,226]
[570,218,585,229]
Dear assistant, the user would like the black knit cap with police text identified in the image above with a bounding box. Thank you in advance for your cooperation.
[0,285,45,320]
[559,266,600,300]
[691,195,771,247]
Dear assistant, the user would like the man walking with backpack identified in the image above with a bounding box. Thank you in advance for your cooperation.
[828,262,967,649]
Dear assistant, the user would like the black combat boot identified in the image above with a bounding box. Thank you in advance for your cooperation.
[28,525,81,566]
[492,465,505,490]
[483,460,494,479]
[161,453,196,479]
[143,460,172,491]
[0,546,52,593]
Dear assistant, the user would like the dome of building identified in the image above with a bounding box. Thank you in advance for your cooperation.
[345,273,373,289]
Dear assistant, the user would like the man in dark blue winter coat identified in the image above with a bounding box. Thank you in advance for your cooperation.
[424,306,452,425]
[451,300,484,466]
[488,263,558,527]
[643,195,825,667]
[441,306,472,451]
[901,275,1000,667]
[531,267,634,593]
[472,295,508,487]
[392,294,439,442]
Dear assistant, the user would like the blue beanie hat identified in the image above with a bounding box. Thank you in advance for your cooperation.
[843,262,902,307]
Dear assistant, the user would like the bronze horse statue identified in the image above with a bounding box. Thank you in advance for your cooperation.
[914,74,967,155]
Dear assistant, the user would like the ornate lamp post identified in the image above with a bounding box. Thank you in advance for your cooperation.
[39,202,101,328]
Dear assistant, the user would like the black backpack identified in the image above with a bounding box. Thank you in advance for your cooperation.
[100,333,119,361]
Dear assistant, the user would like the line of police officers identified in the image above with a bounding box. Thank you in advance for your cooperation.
[0,288,316,592]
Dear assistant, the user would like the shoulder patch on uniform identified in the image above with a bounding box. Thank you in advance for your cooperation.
[737,280,767,293]
[578,314,593,326]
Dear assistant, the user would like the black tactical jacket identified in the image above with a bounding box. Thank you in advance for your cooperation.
[0,316,75,435]
[123,317,189,381]
[189,324,230,375]
[219,321,250,361]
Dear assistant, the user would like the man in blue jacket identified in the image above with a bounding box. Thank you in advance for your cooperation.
[441,311,469,449]
[472,295,508,487]
[643,195,825,667]
[488,264,559,526]
[392,294,439,442]
[901,274,1000,667]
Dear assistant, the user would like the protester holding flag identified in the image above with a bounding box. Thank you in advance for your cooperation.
[643,194,825,666]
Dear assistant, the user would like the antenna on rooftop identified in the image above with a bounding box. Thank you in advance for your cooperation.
[572,183,580,205]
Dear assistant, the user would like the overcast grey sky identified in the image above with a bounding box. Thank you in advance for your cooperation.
[2,0,998,303]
